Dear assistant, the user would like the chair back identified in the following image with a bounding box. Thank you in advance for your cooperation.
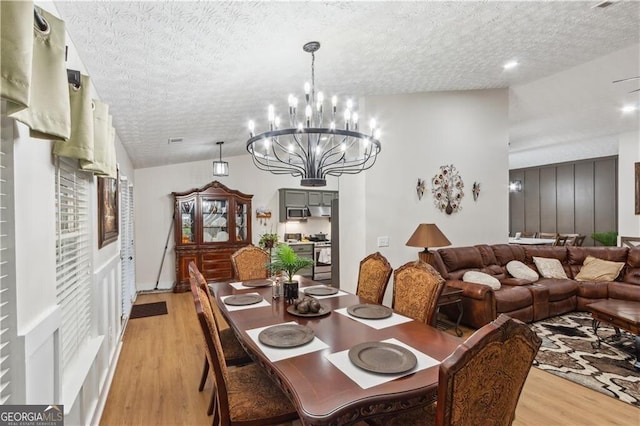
[572,235,586,246]
[620,236,640,248]
[231,245,269,280]
[520,231,537,238]
[553,235,569,246]
[437,314,541,426]
[190,279,233,424]
[537,232,558,239]
[356,252,393,304]
[392,260,445,325]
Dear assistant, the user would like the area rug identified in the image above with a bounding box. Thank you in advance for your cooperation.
[531,312,639,407]
[130,301,168,319]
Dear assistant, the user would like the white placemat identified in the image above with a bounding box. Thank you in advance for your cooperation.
[221,293,271,311]
[334,307,414,330]
[300,287,349,300]
[229,281,258,290]
[246,321,330,362]
[325,338,440,389]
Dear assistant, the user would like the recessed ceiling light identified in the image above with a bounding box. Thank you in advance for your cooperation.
[503,60,519,70]
[621,104,638,113]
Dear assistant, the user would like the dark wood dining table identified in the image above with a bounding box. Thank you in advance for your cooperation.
[210,276,463,426]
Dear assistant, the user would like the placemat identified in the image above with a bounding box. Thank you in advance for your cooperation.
[229,281,259,290]
[221,293,271,312]
[334,307,413,330]
[325,338,440,389]
[299,288,349,300]
[247,321,329,362]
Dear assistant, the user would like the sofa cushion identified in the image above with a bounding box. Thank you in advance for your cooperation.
[533,257,568,279]
[506,260,539,281]
[462,271,501,290]
[622,247,640,285]
[494,285,533,313]
[536,278,579,302]
[575,255,625,282]
[608,282,640,302]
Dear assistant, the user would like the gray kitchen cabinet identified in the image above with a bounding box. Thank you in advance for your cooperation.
[288,243,314,277]
[308,191,337,207]
[278,189,308,222]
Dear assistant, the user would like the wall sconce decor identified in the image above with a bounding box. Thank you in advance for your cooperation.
[472,181,480,201]
[416,178,426,200]
[509,180,522,192]
[431,164,464,214]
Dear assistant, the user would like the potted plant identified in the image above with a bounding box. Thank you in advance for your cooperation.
[269,245,314,302]
[258,232,280,249]
[591,231,618,246]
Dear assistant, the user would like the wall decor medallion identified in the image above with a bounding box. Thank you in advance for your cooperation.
[416,179,426,200]
[431,164,464,214]
[472,181,480,201]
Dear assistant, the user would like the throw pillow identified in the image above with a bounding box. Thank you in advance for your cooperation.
[506,260,539,281]
[462,271,501,290]
[532,257,568,279]
[575,255,625,282]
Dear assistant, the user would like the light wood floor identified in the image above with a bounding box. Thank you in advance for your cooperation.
[100,292,640,425]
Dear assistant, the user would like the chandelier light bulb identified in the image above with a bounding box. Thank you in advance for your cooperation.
[369,118,376,131]
[288,94,295,107]
[305,105,312,118]
[374,129,381,139]
[288,143,294,152]
[264,138,270,149]
[304,82,311,96]
[330,121,336,130]
[274,116,281,128]
[268,104,275,122]
[352,113,359,124]
[347,99,353,110]
[364,138,370,147]
[317,92,324,103]
[248,120,255,136]
[297,122,304,131]
[341,143,346,151]
[344,109,351,122]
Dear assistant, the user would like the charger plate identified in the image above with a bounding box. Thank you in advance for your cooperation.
[349,341,417,374]
[347,304,393,319]
[304,286,339,296]
[258,324,315,348]
[224,294,263,306]
[242,279,273,288]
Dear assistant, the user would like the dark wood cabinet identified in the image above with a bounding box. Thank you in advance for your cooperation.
[172,181,253,292]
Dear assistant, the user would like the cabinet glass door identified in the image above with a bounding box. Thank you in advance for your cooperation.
[235,201,249,242]
[179,199,196,243]
[201,198,228,243]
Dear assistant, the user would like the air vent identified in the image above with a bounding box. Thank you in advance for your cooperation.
[592,1,616,8]
[168,137,183,144]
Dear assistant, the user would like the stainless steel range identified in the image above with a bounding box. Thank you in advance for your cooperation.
[313,241,331,281]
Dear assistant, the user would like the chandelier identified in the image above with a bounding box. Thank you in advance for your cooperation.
[212,141,229,176]
[246,41,382,187]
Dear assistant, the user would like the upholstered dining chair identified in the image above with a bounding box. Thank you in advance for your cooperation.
[380,314,542,426]
[231,245,270,280]
[191,281,299,426]
[392,260,445,325]
[537,232,558,239]
[188,262,251,416]
[356,252,393,304]
[520,231,537,238]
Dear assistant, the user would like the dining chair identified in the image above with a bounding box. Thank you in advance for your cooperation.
[380,314,542,426]
[356,252,393,304]
[188,262,252,416]
[553,235,569,246]
[537,232,558,239]
[231,245,270,280]
[572,235,586,246]
[392,260,445,325]
[520,231,537,238]
[191,281,299,426]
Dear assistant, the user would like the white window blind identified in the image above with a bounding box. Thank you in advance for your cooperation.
[119,179,135,321]
[55,156,92,371]
[0,133,15,404]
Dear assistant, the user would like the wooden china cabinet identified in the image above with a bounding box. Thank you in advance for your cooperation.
[172,181,253,292]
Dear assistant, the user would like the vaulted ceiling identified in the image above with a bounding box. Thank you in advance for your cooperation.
[53,1,640,169]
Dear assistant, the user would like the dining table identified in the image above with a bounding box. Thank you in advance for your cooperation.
[508,237,557,245]
[209,276,463,426]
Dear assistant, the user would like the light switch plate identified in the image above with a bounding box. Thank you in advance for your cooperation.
[377,236,389,247]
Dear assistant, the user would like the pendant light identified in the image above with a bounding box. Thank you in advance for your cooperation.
[212,141,229,176]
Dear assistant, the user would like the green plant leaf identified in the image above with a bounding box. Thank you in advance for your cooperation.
[590,231,617,246]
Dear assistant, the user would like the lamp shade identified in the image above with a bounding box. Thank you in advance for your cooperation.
[406,223,451,250]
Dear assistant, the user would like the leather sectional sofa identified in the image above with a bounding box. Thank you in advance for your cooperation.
[432,244,640,329]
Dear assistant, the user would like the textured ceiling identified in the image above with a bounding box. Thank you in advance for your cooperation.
[53,1,640,169]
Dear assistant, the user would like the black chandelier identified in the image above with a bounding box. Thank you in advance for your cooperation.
[246,41,382,187]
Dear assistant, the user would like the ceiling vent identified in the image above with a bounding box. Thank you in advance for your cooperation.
[168,137,184,144]
[592,1,616,8]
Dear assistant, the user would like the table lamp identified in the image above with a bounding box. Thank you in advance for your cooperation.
[405,223,451,264]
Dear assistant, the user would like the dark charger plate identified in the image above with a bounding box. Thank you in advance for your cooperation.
[258,324,315,348]
[304,286,339,296]
[242,279,273,288]
[347,304,392,319]
[224,294,263,306]
[349,341,417,374]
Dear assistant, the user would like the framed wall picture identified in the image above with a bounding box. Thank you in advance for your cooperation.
[636,162,640,215]
[98,174,119,248]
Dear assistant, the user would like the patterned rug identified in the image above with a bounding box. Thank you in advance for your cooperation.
[531,312,639,407]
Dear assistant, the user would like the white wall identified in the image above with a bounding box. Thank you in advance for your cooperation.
[338,89,509,303]
[133,156,338,291]
[618,130,640,238]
